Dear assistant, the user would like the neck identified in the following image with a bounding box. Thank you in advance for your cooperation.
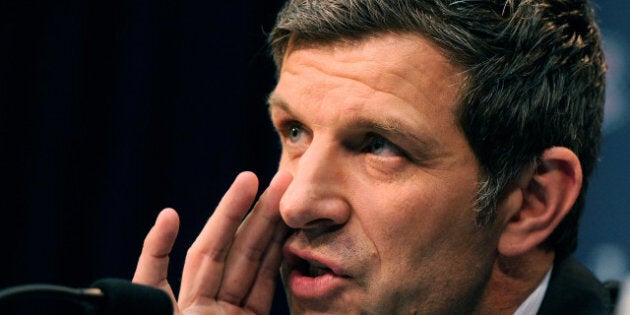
[473,249,555,315]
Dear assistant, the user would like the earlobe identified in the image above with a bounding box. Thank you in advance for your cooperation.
[498,147,583,257]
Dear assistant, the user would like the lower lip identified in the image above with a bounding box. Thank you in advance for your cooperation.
[287,269,347,299]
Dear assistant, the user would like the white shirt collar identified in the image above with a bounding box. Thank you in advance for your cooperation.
[513,267,553,315]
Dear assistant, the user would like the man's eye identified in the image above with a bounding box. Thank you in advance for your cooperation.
[287,125,304,143]
[365,135,402,157]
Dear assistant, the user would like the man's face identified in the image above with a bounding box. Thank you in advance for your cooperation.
[269,33,502,314]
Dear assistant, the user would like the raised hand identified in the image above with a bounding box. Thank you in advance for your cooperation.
[132,171,292,315]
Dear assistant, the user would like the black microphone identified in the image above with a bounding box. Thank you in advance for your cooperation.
[89,278,173,315]
[0,278,173,315]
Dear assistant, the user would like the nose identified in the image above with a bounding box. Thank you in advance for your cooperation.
[278,138,351,231]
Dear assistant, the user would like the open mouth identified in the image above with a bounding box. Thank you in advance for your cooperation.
[295,258,336,277]
[283,247,351,299]
[284,246,347,278]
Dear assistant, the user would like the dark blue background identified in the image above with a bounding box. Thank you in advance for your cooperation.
[0,1,627,314]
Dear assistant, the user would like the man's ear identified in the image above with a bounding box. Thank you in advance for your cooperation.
[497,147,583,257]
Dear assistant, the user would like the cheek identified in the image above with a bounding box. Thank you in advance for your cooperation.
[352,181,495,309]
[358,183,467,240]
[353,176,482,269]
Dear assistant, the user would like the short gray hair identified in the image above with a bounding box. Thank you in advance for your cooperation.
[269,0,606,260]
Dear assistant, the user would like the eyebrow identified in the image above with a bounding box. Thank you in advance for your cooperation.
[267,92,310,128]
[267,92,295,117]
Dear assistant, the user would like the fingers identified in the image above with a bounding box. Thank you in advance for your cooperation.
[242,222,289,314]
[217,171,292,305]
[177,170,293,312]
[133,208,180,299]
[178,171,260,307]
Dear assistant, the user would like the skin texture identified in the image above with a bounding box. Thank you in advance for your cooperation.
[269,33,502,314]
[133,171,293,314]
[131,32,583,315]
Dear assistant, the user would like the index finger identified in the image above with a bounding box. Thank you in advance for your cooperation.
[217,171,292,305]
[177,171,259,307]
[132,207,180,298]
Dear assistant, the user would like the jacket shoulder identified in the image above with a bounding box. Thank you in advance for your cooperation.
[538,257,615,315]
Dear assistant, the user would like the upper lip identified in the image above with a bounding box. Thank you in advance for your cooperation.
[283,244,350,278]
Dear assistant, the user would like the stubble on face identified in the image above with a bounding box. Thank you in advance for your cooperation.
[272,32,501,314]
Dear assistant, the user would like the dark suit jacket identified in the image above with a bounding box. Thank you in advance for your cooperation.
[537,257,617,314]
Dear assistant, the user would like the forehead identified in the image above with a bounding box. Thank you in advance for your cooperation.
[270,32,465,129]
[284,32,459,78]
